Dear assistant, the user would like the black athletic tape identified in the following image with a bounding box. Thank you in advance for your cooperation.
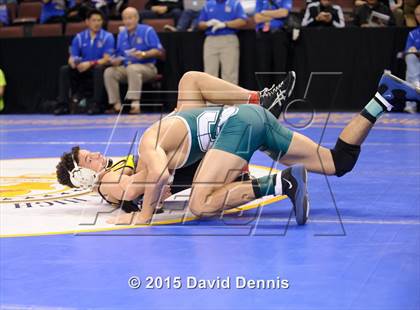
[360,109,377,124]
[330,138,361,177]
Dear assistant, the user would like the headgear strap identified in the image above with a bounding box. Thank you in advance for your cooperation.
[68,155,99,189]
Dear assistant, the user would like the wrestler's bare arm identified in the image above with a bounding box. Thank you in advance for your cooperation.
[135,142,171,223]
[97,169,147,203]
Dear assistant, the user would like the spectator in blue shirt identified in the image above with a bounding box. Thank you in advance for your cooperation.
[0,3,8,25]
[254,0,291,88]
[163,0,206,32]
[197,0,247,85]
[41,0,67,23]
[65,0,92,22]
[55,9,114,115]
[104,7,164,114]
[404,4,420,113]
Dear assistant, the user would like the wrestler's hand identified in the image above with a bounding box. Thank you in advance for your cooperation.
[162,184,172,201]
[133,212,152,225]
[107,212,136,225]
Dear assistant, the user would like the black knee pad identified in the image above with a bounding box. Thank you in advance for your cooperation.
[330,138,361,177]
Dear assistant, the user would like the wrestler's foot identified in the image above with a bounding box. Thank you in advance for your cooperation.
[377,71,420,110]
[259,71,296,118]
[281,164,309,225]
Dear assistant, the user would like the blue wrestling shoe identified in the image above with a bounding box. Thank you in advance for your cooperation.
[281,164,309,225]
[260,71,296,119]
[377,71,420,110]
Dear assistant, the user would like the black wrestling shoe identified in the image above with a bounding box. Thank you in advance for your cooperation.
[259,71,296,118]
[87,103,102,115]
[53,104,69,115]
[281,164,309,225]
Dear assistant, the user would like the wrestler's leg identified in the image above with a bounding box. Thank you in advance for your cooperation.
[279,114,374,175]
[188,149,308,225]
[279,132,336,175]
[176,71,258,111]
[188,149,248,217]
[281,72,419,177]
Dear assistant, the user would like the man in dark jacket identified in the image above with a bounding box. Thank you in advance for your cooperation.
[301,0,345,27]
[140,0,183,24]
[353,0,395,27]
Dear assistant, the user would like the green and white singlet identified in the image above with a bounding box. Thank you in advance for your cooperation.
[169,104,293,167]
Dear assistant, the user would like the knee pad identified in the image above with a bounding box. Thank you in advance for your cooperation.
[330,138,361,177]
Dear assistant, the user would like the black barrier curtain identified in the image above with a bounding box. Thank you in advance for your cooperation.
[0,28,410,113]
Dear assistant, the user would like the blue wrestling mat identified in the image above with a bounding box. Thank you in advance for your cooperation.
[0,113,419,310]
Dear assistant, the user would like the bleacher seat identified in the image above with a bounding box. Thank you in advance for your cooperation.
[65,22,86,36]
[32,23,62,37]
[12,2,42,24]
[107,20,124,34]
[0,25,24,38]
[143,18,174,32]
[337,0,354,13]
[291,0,306,13]
[128,0,147,12]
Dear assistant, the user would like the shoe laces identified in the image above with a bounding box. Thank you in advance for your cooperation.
[260,84,275,98]
[261,81,287,104]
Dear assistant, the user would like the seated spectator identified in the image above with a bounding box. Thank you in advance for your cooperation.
[108,0,127,20]
[164,0,205,32]
[302,0,345,27]
[90,0,110,19]
[66,0,92,22]
[355,0,403,26]
[104,7,164,114]
[41,0,67,24]
[0,68,5,113]
[404,0,419,27]
[388,0,404,26]
[0,3,8,26]
[353,0,395,27]
[404,4,419,114]
[54,9,114,115]
[140,0,182,25]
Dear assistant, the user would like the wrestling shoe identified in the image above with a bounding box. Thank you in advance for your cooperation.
[376,71,420,110]
[259,71,296,118]
[280,164,309,225]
